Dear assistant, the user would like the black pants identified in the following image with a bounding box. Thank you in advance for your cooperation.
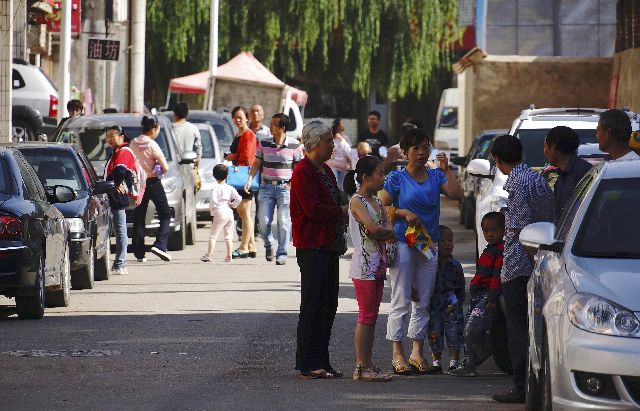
[134,178,171,258]
[295,249,339,372]
[502,275,529,392]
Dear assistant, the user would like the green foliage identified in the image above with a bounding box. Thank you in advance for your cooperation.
[146,0,461,100]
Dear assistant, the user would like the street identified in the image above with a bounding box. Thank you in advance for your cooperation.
[0,199,517,410]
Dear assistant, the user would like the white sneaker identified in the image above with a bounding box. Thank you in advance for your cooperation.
[137,257,146,263]
[111,267,128,275]
[151,246,171,262]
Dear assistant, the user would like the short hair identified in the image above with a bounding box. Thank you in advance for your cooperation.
[399,128,431,153]
[106,125,124,136]
[491,134,522,164]
[599,109,632,143]
[272,113,289,129]
[231,105,248,118]
[331,118,342,136]
[368,110,381,120]
[67,99,83,113]
[545,126,580,155]
[439,225,453,237]
[301,119,331,152]
[173,102,189,119]
[481,211,505,228]
[212,164,228,181]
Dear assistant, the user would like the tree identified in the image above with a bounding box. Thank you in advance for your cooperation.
[145,0,461,104]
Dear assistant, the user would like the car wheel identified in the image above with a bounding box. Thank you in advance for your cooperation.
[491,305,513,375]
[94,236,111,281]
[186,206,196,246]
[541,333,553,411]
[12,120,35,142]
[46,246,71,307]
[72,241,95,290]
[464,196,475,229]
[167,201,186,251]
[16,254,45,319]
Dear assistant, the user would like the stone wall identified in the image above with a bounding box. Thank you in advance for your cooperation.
[613,48,640,112]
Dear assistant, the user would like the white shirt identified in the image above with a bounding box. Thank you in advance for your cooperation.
[251,124,271,141]
[613,151,640,161]
[209,181,241,215]
[173,121,202,158]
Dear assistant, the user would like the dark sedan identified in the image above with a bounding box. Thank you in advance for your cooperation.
[0,148,75,319]
[13,143,114,289]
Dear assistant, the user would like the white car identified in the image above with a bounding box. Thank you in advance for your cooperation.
[520,160,640,410]
[433,88,459,159]
[12,60,59,140]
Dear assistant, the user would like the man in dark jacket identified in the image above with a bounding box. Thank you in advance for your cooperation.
[105,125,135,275]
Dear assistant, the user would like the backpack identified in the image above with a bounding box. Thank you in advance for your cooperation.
[105,146,147,207]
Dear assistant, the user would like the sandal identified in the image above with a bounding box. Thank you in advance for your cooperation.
[353,364,392,382]
[232,249,249,259]
[299,369,329,380]
[391,359,412,375]
[408,357,431,374]
[200,254,212,262]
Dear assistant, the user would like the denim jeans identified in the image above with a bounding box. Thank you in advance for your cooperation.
[257,182,291,257]
[331,168,346,191]
[112,208,127,269]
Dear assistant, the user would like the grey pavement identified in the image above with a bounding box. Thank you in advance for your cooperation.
[0,199,520,410]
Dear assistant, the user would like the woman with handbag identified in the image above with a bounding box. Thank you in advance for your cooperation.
[290,119,349,379]
[378,127,462,375]
[225,106,257,258]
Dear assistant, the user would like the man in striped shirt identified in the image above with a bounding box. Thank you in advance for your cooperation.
[245,113,304,265]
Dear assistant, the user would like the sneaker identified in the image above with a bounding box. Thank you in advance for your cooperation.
[111,267,128,275]
[151,246,171,262]
[265,248,274,262]
[137,257,146,263]
[275,255,287,265]
[200,254,212,262]
[448,365,477,377]
[492,388,526,403]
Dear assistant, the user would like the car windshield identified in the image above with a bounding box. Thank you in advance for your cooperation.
[0,159,8,193]
[190,117,234,147]
[438,107,457,128]
[573,178,640,258]
[516,128,596,168]
[19,148,88,193]
[199,128,218,160]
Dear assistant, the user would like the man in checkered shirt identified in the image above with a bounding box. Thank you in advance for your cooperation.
[490,135,554,404]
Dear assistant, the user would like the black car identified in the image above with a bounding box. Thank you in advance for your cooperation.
[12,143,114,289]
[451,129,508,229]
[0,147,75,319]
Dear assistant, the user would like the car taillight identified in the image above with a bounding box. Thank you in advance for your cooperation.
[0,216,23,240]
[49,95,59,118]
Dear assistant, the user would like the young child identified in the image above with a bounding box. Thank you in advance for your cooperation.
[427,225,466,373]
[450,212,505,377]
[201,164,242,263]
[344,156,395,382]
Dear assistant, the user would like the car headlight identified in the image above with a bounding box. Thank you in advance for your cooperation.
[66,218,85,233]
[568,293,640,337]
[163,178,178,193]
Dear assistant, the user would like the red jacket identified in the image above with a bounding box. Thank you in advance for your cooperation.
[290,157,342,249]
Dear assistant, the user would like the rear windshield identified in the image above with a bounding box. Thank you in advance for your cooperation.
[190,117,234,147]
[573,178,640,258]
[437,107,458,129]
[19,148,88,193]
[0,159,9,193]
[515,128,596,168]
[199,128,218,160]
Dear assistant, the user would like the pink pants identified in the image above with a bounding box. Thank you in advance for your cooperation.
[210,210,234,241]
[353,279,385,326]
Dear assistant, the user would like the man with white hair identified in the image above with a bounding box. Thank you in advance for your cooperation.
[249,104,271,141]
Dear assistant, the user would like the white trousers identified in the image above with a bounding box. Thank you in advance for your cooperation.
[386,242,439,341]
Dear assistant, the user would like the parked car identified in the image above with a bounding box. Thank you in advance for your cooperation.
[12,59,59,140]
[194,123,223,218]
[451,129,508,229]
[520,160,640,410]
[161,109,237,154]
[13,143,114,289]
[434,87,459,159]
[54,114,198,251]
[0,147,74,319]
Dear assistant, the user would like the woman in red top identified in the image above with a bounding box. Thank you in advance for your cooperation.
[290,119,349,379]
[225,106,257,258]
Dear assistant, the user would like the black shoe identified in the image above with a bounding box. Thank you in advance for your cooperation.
[265,248,274,262]
[492,388,525,403]
[426,365,442,374]
[150,246,171,262]
[232,249,249,259]
[248,251,257,258]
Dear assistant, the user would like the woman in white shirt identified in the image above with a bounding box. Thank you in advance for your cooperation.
[326,118,353,190]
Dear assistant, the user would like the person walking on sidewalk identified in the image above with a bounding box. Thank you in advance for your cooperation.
[358,110,389,159]
[249,104,271,141]
[129,116,172,262]
[104,125,135,275]
[291,119,348,379]
[172,102,202,164]
[244,113,303,265]
[490,135,554,404]
[325,118,352,190]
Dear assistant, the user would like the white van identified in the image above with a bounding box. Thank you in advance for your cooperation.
[434,88,459,158]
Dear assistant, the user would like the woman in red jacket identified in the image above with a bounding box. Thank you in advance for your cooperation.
[291,119,348,379]
[225,106,257,258]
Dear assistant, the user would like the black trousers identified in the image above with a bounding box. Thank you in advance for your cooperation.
[134,178,172,258]
[295,249,339,372]
[502,275,529,392]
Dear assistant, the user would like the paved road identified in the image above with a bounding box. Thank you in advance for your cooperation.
[0,199,520,410]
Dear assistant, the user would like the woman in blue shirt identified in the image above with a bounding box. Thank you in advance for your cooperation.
[379,128,462,374]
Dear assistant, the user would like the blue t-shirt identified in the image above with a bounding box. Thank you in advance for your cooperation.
[383,168,447,243]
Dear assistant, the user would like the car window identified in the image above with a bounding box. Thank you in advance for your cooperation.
[0,158,9,193]
[19,148,88,194]
[438,107,458,128]
[572,177,640,258]
[78,151,99,183]
[515,128,596,168]
[12,69,25,89]
[15,155,46,201]
[555,170,596,241]
[476,138,494,159]
[199,128,219,159]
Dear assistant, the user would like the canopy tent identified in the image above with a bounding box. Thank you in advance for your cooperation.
[168,52,308,106]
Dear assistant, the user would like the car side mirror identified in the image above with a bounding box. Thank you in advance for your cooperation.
[179,151,197,165]
[93,180,115,195]
[51,185,77,203]
[467,159,493,179]
[451,156,468,167]
[519,222,564,253]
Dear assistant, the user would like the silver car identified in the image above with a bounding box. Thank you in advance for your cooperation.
[520,159,640,410]
[194,123,223,218]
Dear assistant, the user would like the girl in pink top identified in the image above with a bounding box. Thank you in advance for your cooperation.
[326,118,352,190]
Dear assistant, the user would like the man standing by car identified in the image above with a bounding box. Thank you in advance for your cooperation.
[490,135,554,404]
[249,104,271,141]
[358,110,389,158]
[104,125,135,275]
[543,126,593,221]
[172,102,202,165]
[244,113,303,265]
[596,108,640,161]
[54,100,84,135]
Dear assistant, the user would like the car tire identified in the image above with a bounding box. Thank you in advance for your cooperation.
[94,236,111,281]
[491,306,513,375]
[186,206,196,246]
[72,241,95,290]
[12,119,35,142]
[16,254,46,319]
[464,196,475,229]
[46,246,71,307]
[167,201,186,251]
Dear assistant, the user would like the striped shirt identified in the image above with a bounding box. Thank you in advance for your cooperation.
[470,241,504,301]
[256,137,304,182]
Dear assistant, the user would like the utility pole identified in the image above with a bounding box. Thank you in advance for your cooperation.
[204,0,219,110]
[1,0,13,142]
[58,0,72,121]
[129,0,146,113]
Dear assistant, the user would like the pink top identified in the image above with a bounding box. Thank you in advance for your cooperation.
[209,181,242,214]
[325,133,352,172]
[128,135,168,178]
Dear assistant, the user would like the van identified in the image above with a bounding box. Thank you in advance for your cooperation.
[433,88,459,158]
